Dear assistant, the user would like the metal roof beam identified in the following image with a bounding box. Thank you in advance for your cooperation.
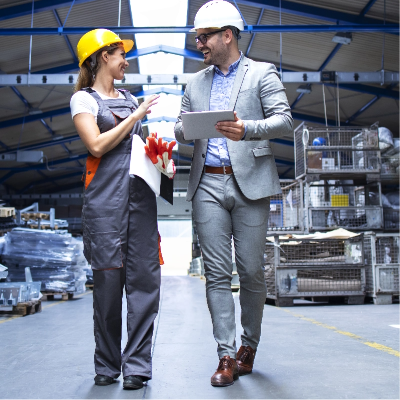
[291,112,339,126]
[19,171,82,194]
[235,0,393,26]
[52,10,78,63]
[130,45,202,61]
[0,107,71,129]
[0,171,15,185]
[290,0,382,110]
[0,24,397,36]
[291,43,342,108]
[1,71,398,87]
[323,82,398,98]
[9,85,71,156]
[0,153,87,172]
[0,135,80,155]
[345,96,380,125]
[345,82,398,124]
[25,46,203,73]
[359,0,380,17]
[0,0,96,22]
[245,9,264,57]
[134,87,184,98]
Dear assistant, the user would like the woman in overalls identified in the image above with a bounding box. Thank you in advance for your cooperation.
[70,29,160,390]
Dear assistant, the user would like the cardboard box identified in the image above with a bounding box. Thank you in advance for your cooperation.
[308,151,322,169]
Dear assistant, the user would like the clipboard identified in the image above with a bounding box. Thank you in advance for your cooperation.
[182,110,235,140]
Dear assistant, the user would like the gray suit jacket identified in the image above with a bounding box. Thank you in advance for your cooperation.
[174,55,293,201]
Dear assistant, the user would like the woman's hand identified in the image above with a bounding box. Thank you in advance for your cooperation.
[132,94,160,121]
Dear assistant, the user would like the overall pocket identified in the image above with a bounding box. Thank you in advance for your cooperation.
[87,216,123,270]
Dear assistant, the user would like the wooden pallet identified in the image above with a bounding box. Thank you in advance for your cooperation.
[21,212,50,221]
[41,292,74,301]
[0,299,42,316]
[27,224,59,230]
[0,207,15,218]
[266,295,366,307]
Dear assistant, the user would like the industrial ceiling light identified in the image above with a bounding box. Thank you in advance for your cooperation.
[332,32,352,45]
[296,84,312,94]
[28,108,42,115]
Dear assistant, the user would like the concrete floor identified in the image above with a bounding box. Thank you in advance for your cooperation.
[0,276,399,399]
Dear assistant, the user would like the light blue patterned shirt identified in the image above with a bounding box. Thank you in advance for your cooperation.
[205,52,245,167]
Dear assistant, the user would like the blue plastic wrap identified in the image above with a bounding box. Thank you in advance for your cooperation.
[2,228,88,294]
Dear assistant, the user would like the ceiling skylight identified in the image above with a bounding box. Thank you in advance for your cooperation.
[130,0,188,139]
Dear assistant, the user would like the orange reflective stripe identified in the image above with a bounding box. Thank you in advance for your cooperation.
[158,232,164,265]
[85,155,102,190]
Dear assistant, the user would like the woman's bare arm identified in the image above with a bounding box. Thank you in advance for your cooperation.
[73,94,159,158]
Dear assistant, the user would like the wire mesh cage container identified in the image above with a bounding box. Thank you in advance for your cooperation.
[383,208,399,231]
[264,235,366,306]
[364,233,399,305]
[380,154,399,182]
[267,180,304,233]
[295,123,381,179]
[304,180,383,231]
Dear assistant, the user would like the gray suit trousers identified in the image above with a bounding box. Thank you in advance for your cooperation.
[193,172,270,358]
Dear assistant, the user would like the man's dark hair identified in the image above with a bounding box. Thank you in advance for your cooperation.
[223,25,241,41]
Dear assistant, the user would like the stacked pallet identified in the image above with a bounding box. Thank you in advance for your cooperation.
[1,228,87,296]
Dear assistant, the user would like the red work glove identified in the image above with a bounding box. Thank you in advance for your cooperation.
[144,133,176,179]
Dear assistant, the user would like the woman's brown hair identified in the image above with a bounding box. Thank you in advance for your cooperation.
[74,43,122,93]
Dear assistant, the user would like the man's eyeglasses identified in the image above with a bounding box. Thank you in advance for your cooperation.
[195,29,227,45]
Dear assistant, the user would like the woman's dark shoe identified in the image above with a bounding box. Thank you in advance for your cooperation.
[94,374,117,386]
[123,375,144,390]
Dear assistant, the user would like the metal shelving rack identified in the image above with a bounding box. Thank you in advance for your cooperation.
[364,232,399,304]
[295,122,381,182]
[267,180,304,234]
[294,122,388,233]
[264,235,366,306]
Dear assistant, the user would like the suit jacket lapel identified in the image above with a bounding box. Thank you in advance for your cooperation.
[228,56,249,110]
[203,66,214,111]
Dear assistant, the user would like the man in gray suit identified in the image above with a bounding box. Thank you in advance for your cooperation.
[174,0,293,387]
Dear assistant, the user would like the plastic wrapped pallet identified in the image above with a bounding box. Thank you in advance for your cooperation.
[1,228,88,294]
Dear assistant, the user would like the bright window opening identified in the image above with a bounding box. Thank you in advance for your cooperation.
[130,0,188,139]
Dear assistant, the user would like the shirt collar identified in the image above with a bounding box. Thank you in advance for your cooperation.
[214,51,243,77]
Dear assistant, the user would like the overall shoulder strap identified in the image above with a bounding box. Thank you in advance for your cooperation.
[81,88,104,113]
[117,89,139,108]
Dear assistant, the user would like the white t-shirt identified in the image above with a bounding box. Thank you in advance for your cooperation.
[70,89,125,123]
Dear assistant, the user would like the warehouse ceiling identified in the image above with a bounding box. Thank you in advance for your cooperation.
[0,0,398,196]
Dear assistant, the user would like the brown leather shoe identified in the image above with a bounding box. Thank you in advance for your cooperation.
[210,356,239,387]
[236,345,257,375]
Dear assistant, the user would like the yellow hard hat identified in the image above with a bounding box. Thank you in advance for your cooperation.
[77,28,134,67]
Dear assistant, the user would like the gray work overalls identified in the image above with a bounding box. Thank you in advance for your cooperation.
[81,88,160,380]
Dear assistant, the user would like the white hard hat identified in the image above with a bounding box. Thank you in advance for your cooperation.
[190,0,244,32]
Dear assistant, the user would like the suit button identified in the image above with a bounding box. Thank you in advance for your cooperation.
[87,171,91,175]
[202,154,205,158]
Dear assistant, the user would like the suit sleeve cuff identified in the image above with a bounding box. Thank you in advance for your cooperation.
[241,122,248,140]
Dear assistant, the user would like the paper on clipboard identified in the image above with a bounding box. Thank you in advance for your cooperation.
[182,110,235,140]
[129,134,161,196]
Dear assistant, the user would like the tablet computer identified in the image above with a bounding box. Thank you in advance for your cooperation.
[182,110,235,140]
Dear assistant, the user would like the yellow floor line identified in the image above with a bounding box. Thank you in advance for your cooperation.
[0,315,22,325]
[280,308,400,358]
